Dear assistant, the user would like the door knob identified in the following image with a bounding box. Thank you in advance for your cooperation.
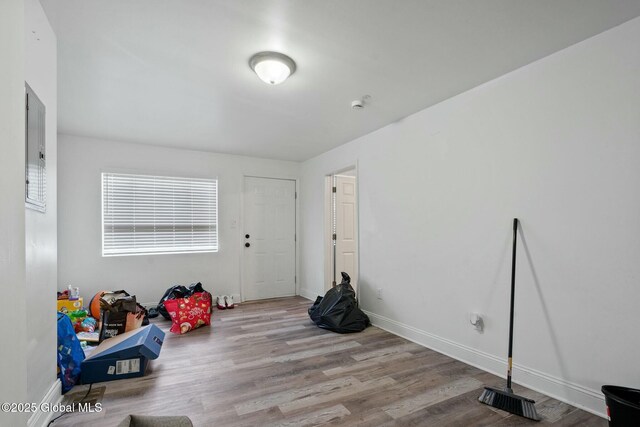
[245,234,250,239]
[245,242,250,247]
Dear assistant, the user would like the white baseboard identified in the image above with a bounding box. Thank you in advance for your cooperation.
[363,310,606,419]
[298,287,318,301]
[28,379,62,427]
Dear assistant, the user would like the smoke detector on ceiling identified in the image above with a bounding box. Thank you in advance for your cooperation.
[351,95,371,110]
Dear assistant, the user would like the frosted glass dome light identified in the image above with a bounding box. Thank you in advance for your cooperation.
[249,52,296,85]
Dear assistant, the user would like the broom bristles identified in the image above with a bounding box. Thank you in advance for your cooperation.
[479,386,540,421]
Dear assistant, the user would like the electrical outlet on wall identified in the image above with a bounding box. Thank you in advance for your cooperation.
[376,288,383,299]
[469,312,484,332]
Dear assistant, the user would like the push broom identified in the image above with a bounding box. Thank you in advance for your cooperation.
[479,218,540,421]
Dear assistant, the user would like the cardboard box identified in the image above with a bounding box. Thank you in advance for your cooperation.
[57,298,83,314]
[81,324,164,384]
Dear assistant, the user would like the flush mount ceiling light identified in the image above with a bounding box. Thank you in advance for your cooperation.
[249,51,296,85]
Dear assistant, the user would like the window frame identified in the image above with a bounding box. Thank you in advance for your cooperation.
[101,172,219,257]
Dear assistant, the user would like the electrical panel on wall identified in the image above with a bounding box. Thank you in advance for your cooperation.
[25,83,46,212]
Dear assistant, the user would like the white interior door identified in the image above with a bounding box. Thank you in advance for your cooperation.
[335,175,358,291]
[243,177,296,301]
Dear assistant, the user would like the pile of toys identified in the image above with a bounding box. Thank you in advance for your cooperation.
[56,282,215,393]
[57,286,98,341]
[57,288,148,344]
[56,287,159,393]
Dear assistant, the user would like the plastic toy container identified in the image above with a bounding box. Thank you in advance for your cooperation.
[602,385,640,426]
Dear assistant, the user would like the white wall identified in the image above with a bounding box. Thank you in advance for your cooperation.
[58,135,299,304]
[0,0,28,425]
[25,0,59,413]
[300,17,640,417]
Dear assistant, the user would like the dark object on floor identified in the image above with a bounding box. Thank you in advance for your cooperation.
[81,324,165,384]
[158,282,212,320]
[479,218,540,421]
[99,290,147,342]
[147,306,159,318]
[308,272,370,333]
[117,415,193,427]
[479,386,539,420]
[602,385,640,426]
[57,312,86,393]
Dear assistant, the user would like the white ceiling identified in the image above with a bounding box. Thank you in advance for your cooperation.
[41,0,640,161]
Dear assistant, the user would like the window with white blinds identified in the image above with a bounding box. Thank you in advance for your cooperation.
[102,173,218,256]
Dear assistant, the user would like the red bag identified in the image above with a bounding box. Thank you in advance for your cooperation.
[164,292,212,334]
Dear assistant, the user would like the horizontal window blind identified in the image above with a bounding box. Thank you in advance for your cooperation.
[102,173,218,256]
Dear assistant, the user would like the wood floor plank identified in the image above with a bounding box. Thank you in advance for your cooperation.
[279,376,397,415]
[226,324,308,341]
[324,408,395,427]
[230,340,362,370]
[551,408,608,426]
[266,404,351,427]
[240,314,308,329]
[396,388,509,427]
[323,351,414,377]
[351,342,424,361]
[219,310,288,322]
[235,376,360,416]
[383,377,484,418]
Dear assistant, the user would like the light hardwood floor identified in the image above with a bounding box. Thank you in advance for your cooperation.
[55,297,606,426]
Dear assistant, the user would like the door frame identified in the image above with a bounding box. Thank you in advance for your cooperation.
[240,174,300,302]
[323,163,360,295]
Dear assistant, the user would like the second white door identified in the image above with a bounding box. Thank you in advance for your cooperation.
[335,175,358,291]
[243,177,296,301]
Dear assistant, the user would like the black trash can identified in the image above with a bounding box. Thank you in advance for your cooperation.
[602,385,640,426]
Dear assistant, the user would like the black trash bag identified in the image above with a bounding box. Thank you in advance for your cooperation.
[308,296,323,315]
[158,282,212,320]
[308,272,370,333]
[158,285,189,320]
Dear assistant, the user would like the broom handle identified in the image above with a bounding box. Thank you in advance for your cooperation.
[507,218,518,390]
